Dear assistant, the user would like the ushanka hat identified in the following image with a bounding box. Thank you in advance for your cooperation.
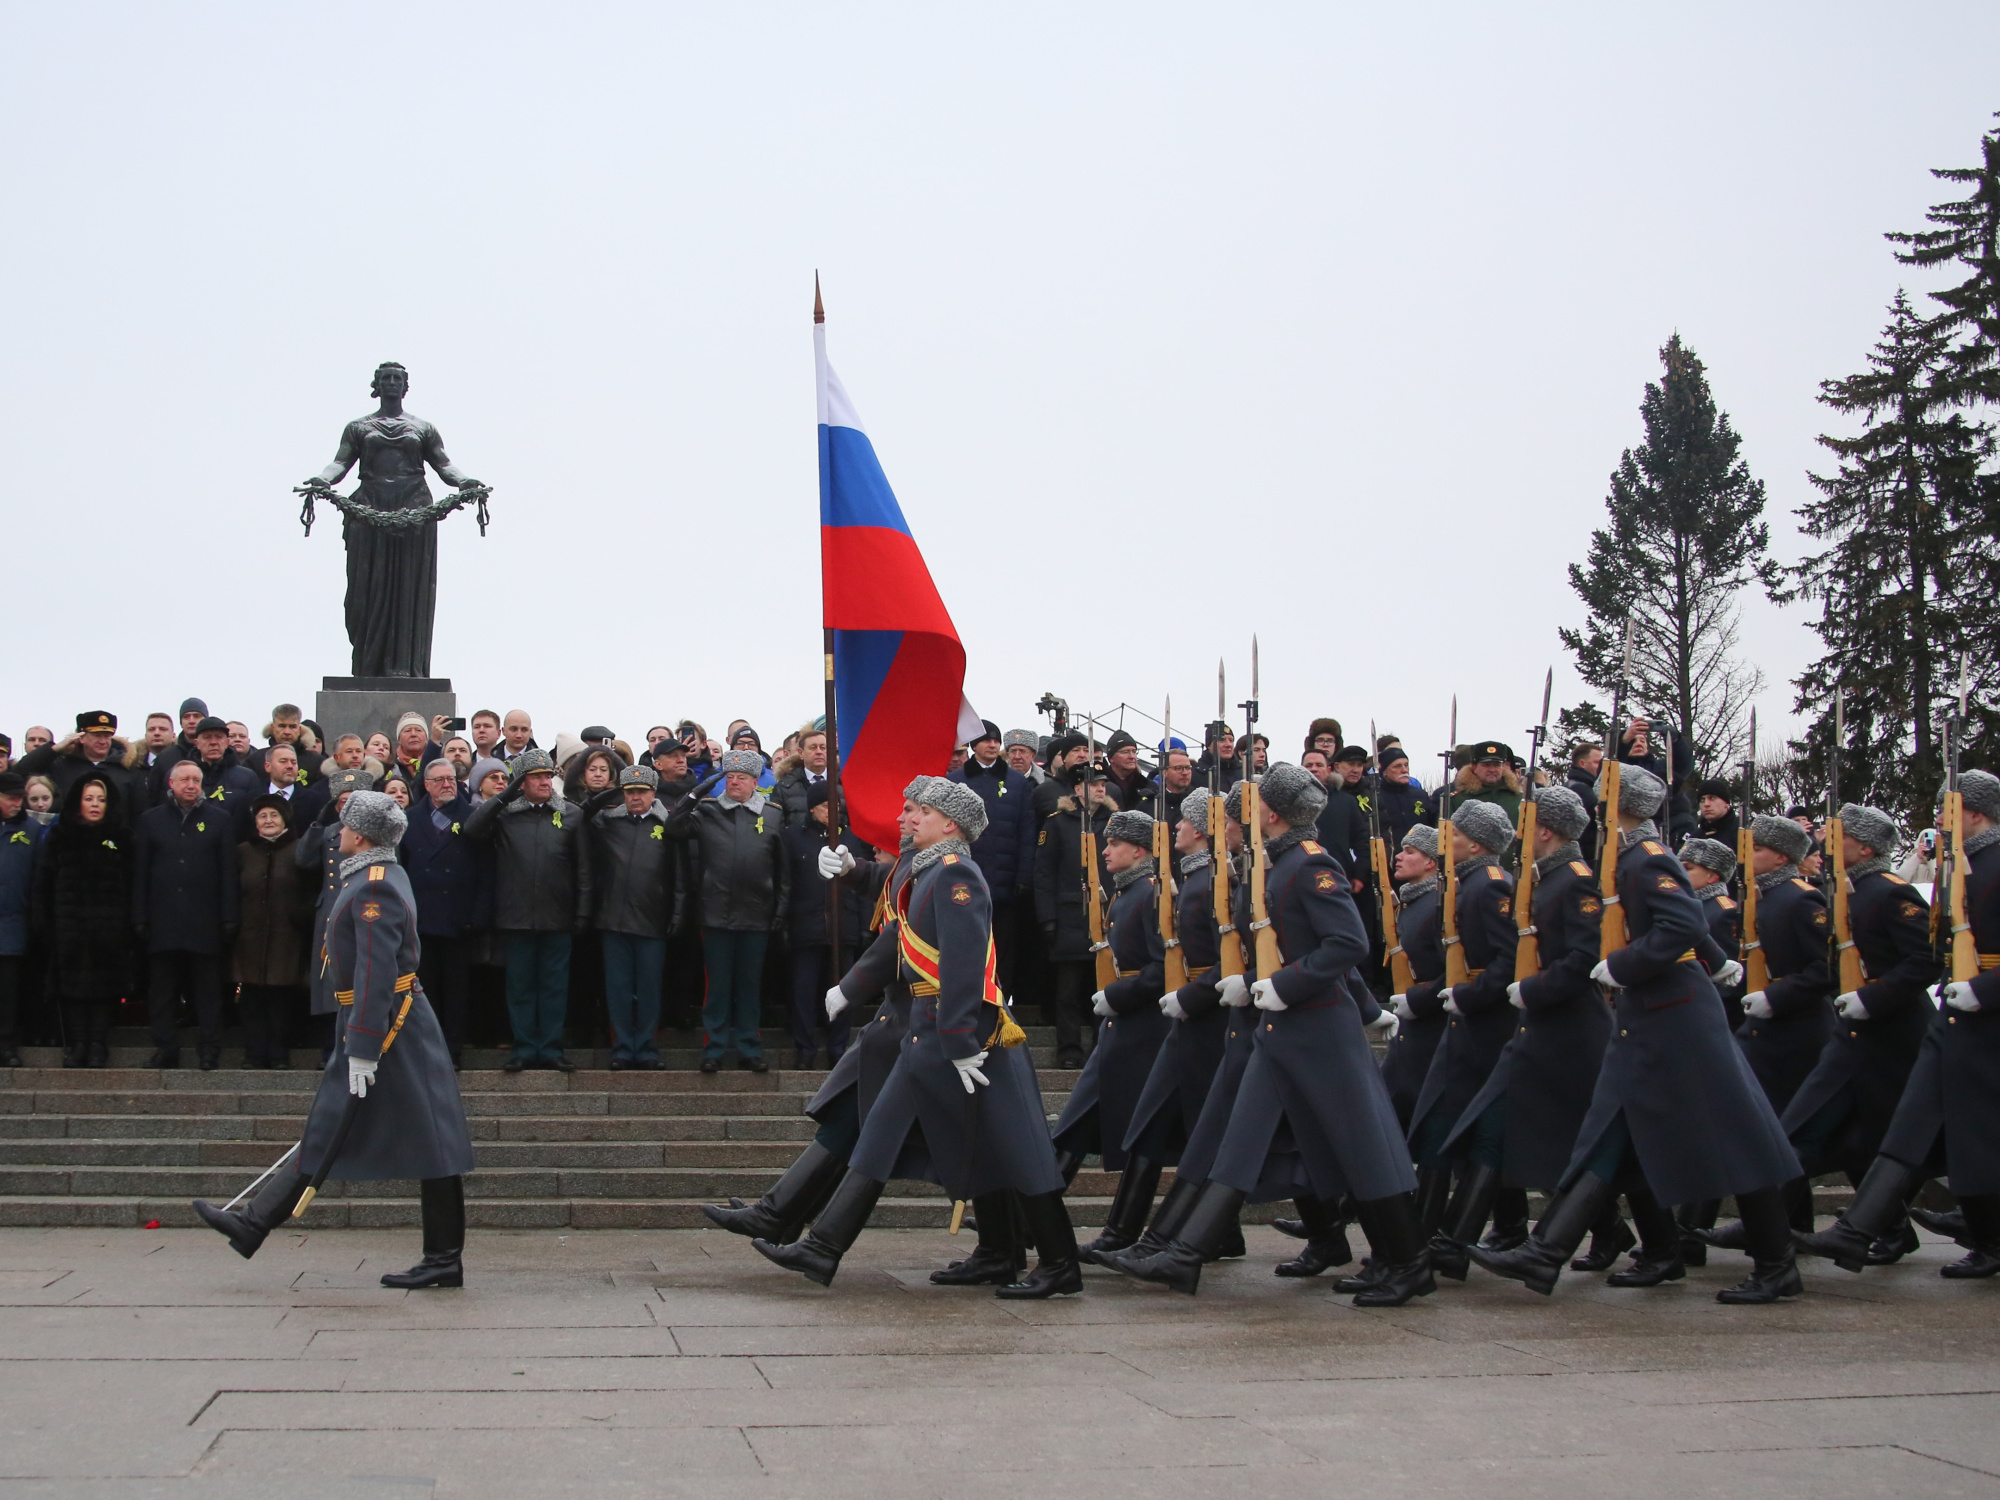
[1179,785,1214,837]
[717,749,764,777]
[1257,763,1327,828]
[912,776,988,840]
[1002,728,1038,753]
[1611,761,1666,819]
[1531,784,1591,842]
[1680,837,1737,881]
[1751,813,1812,863]
[1950,770,2000,824]
[1400,823,1440,860]
[618,765,658,791]
[511,748,556,779]
[340,789,407,848]
[1838,802,1896,856]
[1452,799,1515,855]
[1104,809,1155,848]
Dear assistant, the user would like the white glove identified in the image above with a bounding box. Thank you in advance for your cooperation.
[1217,974,1251,1008]
[1160,992,1187,1020]
[1251,978,1286,1011]
[348,1057,377,1098]
[1945,981,1980,1013]
[952,1050,991,1093]
[1507,981,1526,1011]
[1091,990,1112,1018]
[1390,994,1415,1021]
[1442,993,1462,1016]
[1365,1010,1400,1040]
[1590,959,1623,990]
[1836,990,1868,1020]
[1742,991,1774,1020]
[817,845,856,880]
[824,985,849,1021]
[1714,958,1745,989]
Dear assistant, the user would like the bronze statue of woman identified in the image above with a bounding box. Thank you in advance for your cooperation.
[301,362,485,679]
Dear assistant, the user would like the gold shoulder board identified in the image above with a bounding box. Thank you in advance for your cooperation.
[1642,841,1664,856]
[368,865,386,881]
[943,853,959,865]
[1793,877,1814,890]
[1487,865,1507,880]
[1570,861,1592,878]
[1718,896,1737,910]
[1884,873,1908,885]
[1301,840,1322,855]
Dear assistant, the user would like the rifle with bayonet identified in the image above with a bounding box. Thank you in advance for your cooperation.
[1440,695,1469,986]
[1598,619,1636,962]
[1514,668,1554,983]
[1214,662,1245,981]
[1368,715,1412,992]
[1937,655,1977,995]
[1826,686,1865,994]
[1083,715,1115,990]
[1157,696,1188,992]
[1241,637,1282,980]
[1738,706,1769,992]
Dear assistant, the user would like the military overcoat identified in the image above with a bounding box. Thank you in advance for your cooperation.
[1051,871,1170,1171]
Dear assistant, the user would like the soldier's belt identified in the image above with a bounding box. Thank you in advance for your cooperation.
[1117,968,1141,979]
[335,972,417,1007]
[1464,967,1483,980]
[1186,966,1215,981]
[1981,954,2000,971]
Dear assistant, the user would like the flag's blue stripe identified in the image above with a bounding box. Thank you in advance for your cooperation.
[819,423,912,536]
[833,628,903,748]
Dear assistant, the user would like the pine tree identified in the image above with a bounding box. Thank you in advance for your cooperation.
[1558,335,1778,775]
[1890,113,2000,411]
[1779,290,2000,829]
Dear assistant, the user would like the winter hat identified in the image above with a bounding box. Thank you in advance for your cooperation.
[1698,777,1736,804]
[1954,770,2000,824]
[511,749,556,779]
[904,774,937,802]
[1305,716,1343,749]
[341,789,407,848]
[730,725,763,749]
[913,777,988,840]
[179,697,207,719]
[1751,813,1812,863]
[1334,744,1369,765]
[1258,763,1327,828]
[468,756,507,792]
[580,725,616,745]
[195,716,228,737]
[1222,780,1247,826]
[1003,729,1037,753]
[969,720,1001,748]
[717,749,764,778]
[1104,809,1155,849]
[1045,730,1087,761]
[394,712,428,740]
[806,779,833,809]
[1179,785,1214,837]
[1531,784,1590,842]
[1401,824,1440,861]
[1611,762,1666,819]
[1380,745,1409,770]
[0,771,22,796]
[1453,799,1515,855]
[618,765,659,791]
[327,768,376,800]
[249,791,293,822]
[1104,729,1139,756]
[1680,837,1737,881]
[1838,802,1896,856]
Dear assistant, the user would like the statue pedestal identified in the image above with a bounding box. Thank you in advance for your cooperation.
[316,677,457,752]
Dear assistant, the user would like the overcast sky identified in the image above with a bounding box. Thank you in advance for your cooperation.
[3,4,1993,776]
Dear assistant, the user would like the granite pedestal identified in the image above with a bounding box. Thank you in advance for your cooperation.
[316,676,457,750]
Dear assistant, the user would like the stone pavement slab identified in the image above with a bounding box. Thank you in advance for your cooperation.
[4,1223,2000,1498]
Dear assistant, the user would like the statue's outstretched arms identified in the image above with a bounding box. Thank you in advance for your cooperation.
[312,421,363,487]
[423,424,479,489]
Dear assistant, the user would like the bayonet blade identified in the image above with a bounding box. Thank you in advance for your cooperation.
[1959,653,1973,717]
[1540,666,1554,729]
[1218,660,1225,720]
[1251,635,1260,700]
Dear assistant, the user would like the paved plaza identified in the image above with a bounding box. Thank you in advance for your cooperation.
[4,1223,2000,1498]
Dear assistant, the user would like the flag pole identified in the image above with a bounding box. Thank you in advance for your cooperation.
[816,273,848,987]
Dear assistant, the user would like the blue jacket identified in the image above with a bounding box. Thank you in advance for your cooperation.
[0,809,45,956]
[400,790,490,938]
[948,758,1037,901]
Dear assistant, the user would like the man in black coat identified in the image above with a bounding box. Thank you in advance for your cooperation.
[1033,768,1114,1068]
[1695,778,1740,847]
[149,716,258,811]
[403,758,487,1065]
[1564,741,1604,864]
[133,759,241,1068]
[1030,733,1091,827]
[778,781,876,1068]
[13,710,141,807]
[949,721,1038,1000]
[586,764,684,1070]
[1375,746,1435,850]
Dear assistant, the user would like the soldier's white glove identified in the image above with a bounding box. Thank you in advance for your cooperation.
[1251,978,1286,1011]
[1442,993,1462,1016]
[1742,991,1774,1019]
[1390,993,1415,1021]
[817,845,856,880]
[1159,992,1187,1020]
[1217,974,1251,1007]
[1091,990,1112,1018]
[1365,1009,1399,1040]
[348,1057,377,1098]
[952,1050,990,1093]
[824,985,849,1021]
[1590,959,1623,990]
[1836,990,1868,1020]
[1714,958,1745,989]
[1507,981,1526,1010]
[1945,981,1980,1013]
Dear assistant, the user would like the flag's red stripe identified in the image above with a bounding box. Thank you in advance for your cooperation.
[820,526,958,636]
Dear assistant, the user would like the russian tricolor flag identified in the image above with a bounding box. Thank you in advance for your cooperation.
[817,311,978,851]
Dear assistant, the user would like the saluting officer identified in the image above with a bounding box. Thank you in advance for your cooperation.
[1470,765,1805,1304]
[1382,824,1448,1127]
[753,778,1080,1298]
[193,791,476,1288]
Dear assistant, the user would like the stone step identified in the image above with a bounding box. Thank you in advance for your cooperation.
[0,1066,1084,1095]
[0,1113,824,1143]
[0,1137,825,1170]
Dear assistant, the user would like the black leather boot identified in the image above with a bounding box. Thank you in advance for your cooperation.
[1795,1157,1923,1273]
[193,1165,308,1260]
[1054,1148,1084,1190]
[1569,1197,1637,1271]
[753,1170,884,1286]
[1099,1176,1197,1275]
[1941,1194,2000,1279]
[1430,1163,1502,1281]
[1469,1172,1619,1296]
[1910,1203,1968,1241]
[1715,1184,1803,1303]
[1275,1194,1353,1277]
[1677,1200,1720,1266]
[1865,1216,1922,1264]
[1605,1183,1684,1287]
[1480,1186,1529,1252]
[1349,1192,1435,1306]
[932,1193,1027,1285]
[1413,1163,1453,1242]
[383,1176,465,1289]
[1271,1216,1308,1240]
[1081,1157,1163,1263]
[997,1191,1084,1299]
[703,1141,847,1242]
[1124,1182,1247,1295]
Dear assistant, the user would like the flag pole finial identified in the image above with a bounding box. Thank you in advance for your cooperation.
[814,272,824,325]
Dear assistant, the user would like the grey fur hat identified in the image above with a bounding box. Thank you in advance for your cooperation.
[914,777,988,840]
[1954,770,2000,824]
[717,748,764,778]
[1104,809,1155,849]
[1532,784,1591,842]
[1752,813,1812,863]
[1452,798,1515,855]
[1680,837,1737,881]
[618,764,659,791]
[1401,823,1440,861]
[1179,785,1214,837]
[327,768,376,800]
[1002,729,1037,753]
[341,789,407,849]
[511,748,556,779]
[1223,780,1247,825]
[903,775,935,803]
[1838,802,1896,856]
[1612,761,1666,819]
[1258,762,1327,829]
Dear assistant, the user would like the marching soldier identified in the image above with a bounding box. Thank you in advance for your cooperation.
[1673,835,1750,1260]
[1382,825,1448,1128]
[1429,787,1613,1279]
[752,778,1081,1298]
[1111,765,1430,1306]
[193,791,476,1288]
[1085,790,1231,1262]
[1402,798,1519,1242]
[1470,765,1806,1304]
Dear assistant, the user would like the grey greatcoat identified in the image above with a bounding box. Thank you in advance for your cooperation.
[1561,835,1799,1205]
[1208,835,1416,1205]
[296,856,474,1182]
[1124,858,1232,1161]
[848,850,1062,1199]
[1051,870,1170,1171]
[1380,880,1446,1127]
[808,850,911,1129]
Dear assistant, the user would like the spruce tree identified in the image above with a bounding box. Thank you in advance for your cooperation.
[1890,113,2000,411]
[1558,335,1778,775]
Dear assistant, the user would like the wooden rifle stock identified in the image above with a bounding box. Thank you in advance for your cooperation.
[1156,815,1187,991]
[1440,813,1469,986]
[1215,816,1244,980]
[1945,790,1977,984]
[1244,779,1283,979]
[1825,813,1865,993]
[1513,799,1542,981]
[1373,835,1412,992]
[1082,809,1116,990]
[1738,822,1768,992]
[1598,760,1629,960]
